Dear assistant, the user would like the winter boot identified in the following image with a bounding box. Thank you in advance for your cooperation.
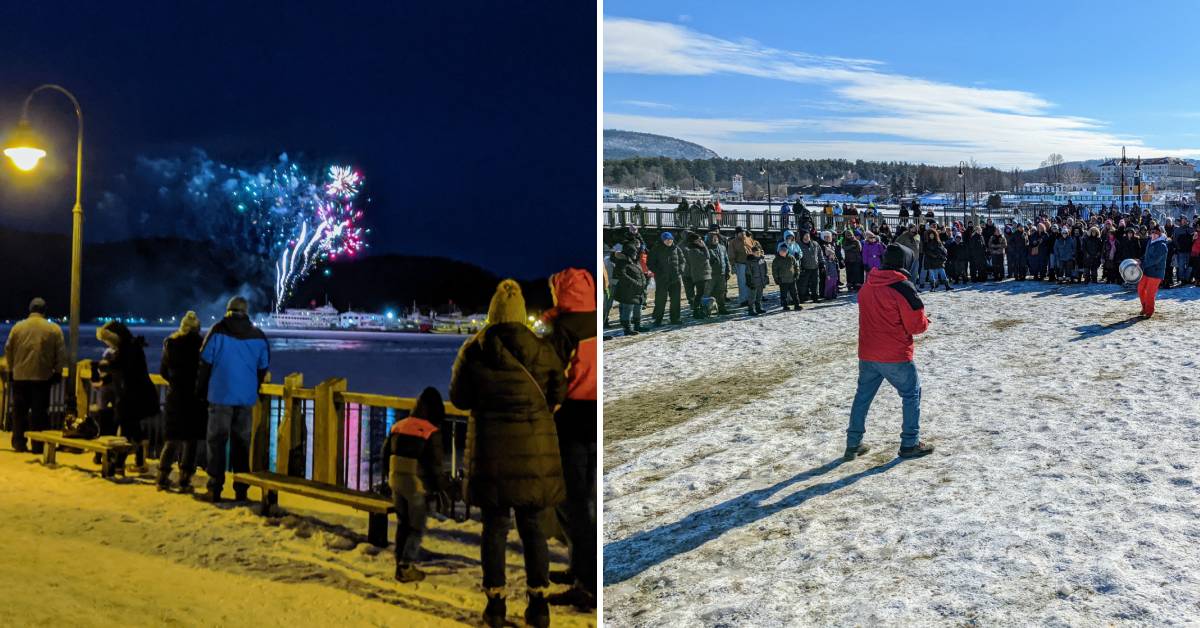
[234,486,250,502]
[843,443,870,461]
[632,318,643,333]
[395,563,426,583]
[177,471,195,494]
[525,589,550,628]
[755,305,766,315]
[898,441,935,459]
[622,324,639,336]
[483,590,507,628]
[547,584,596,610]
[156,467,171,491]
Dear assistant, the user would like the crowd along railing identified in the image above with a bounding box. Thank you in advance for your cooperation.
[0,360,470,502]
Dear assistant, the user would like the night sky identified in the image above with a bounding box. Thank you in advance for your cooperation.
[0,1,595,279]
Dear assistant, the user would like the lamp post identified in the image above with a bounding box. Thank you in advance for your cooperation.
[1119,146,1127,215]
[957,161,967,225]
[759,163,771,228]
[3,85,85,416]
[1134,156,1142,210]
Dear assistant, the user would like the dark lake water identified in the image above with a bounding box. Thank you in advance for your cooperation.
[1,324,467,398]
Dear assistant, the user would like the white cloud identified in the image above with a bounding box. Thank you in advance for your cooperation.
[620,100,676,110]
[603,17,1200,167]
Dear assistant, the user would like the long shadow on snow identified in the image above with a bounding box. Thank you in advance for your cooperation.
[950,278,1200,304]
[1069,315,1145,342]
[604,456,903,586]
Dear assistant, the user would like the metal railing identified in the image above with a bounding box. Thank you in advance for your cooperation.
[601,207,1020,238]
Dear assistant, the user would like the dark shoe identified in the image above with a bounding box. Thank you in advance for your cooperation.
[92,452,103,465]
[716,308,730,315]
[793,304,803,311]
[178,479,195,495]
[669,319,682,325]
[843,443,870,461]
[547,585,596,611]
[395,563,426,583]
[898,441,935,459]
[780,305,790,311]
[156,474,171,491]
[549,569,574,585]
[524,591,550,628]
[195,490,222,503]
[483,595,507,628]
[755,307,766,314]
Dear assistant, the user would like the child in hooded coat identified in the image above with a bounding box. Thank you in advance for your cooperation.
[380,386,449,583]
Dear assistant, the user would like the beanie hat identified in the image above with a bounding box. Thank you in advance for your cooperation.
[734,226,744,234]
[28,297,46,314]
[661,231,674,241]
[687,232,702,242]
[487,279,526,324]
[226,296,249,315]
[778,242,788,252]
[882,243,913,274]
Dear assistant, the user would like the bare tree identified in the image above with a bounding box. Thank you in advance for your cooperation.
[1040,153,1065,184]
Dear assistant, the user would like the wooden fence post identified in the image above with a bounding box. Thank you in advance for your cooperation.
[249,371,272,472]
[276,373,304,477]
[312,377,347,485]
[75,359,91,420]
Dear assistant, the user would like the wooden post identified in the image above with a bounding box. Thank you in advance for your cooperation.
[312,377,347,486]
[74,359,90,420]
[276,373,304,477]
[249,371,272,472]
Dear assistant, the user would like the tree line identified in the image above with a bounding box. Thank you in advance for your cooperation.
[604,156,1033,196]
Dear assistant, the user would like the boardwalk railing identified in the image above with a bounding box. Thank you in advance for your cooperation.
[0,361,469,501]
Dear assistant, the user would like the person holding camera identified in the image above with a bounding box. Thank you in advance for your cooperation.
[4,297,67,454]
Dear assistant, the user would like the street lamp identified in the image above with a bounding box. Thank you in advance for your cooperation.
[3,84,85,416]
[957,161,967,225]
[759,163,772,229]
[1134,155,1142,208]
[1118,146,1127,215]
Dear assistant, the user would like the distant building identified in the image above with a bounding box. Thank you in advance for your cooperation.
[1098,157,1195,193]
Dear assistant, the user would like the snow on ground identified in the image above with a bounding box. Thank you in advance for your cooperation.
[0,447,595,627]
[604,279,1200,626]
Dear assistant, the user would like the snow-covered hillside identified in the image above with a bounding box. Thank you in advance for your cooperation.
[604,281,1200,626]
[0,448,596,627]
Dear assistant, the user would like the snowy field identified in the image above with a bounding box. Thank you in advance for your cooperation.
[603,280,1200,626]
[0,447,596,627]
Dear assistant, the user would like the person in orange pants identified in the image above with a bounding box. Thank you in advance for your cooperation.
[1139,225,1169,317]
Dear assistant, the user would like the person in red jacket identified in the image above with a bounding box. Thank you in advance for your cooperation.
[844,243,934,460]
[541,268,597,610]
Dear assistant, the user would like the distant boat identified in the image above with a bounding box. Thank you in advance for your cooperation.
[260,301,485,335]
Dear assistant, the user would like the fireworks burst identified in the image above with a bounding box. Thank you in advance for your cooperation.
[230,160,368,311]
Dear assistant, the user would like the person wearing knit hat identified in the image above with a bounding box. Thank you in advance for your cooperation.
[648,229,687,326]
[450,279,568,627]
[158,310,206,492]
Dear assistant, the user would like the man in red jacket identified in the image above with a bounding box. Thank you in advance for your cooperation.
[844,243,934,460]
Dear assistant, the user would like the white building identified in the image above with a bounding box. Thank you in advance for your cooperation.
[1098,157,1195,193]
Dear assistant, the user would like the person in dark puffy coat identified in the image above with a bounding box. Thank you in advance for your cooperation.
[380,387,448,583]
[683,233,713,318]
[967,227,987,282]
[157,311,205,492]
[842,230,864,290]
[919,230,951,291]
[706,231,731,316]
[772,243,801,311]
[744,245,769,315]
[648,232,686,326]
[797,231,822,302]
[611,247,646,336]
[1081,227,1103,283]
[1027,225,1048,281]
[1007,226,1028,280]
[97,321,161,475]
[449,279,566,628]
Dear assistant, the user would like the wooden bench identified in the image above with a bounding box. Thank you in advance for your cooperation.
[24,430,134,479]
[228,471,394,547]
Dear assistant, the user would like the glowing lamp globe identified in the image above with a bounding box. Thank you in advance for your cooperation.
[3,120,46,171]
[1119,259,1142,284]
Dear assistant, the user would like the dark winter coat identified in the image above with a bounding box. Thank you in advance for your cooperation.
[103,323,161,441]
[1027,232,1046,258]
[1081,235,1103,267]
[842,238,863,266]
[923,241,948,269]
[798,240,821,270]
[945,239,964,262]
[160,331,205,441]
[197,314,269,407]
[967,233,987,261]
[1053,235,1077,263]
[381,417,446,498]
[745,255,769,289]
[988,234,1007,257]
[771,253,799,284]
[1007,232,1028,263]
[707,240,730,279]
[611,251,646,304]
[1118,236,1142,262]
[1143,237,1169,279]
[449,322,566,509]
[649,243,687,284]
[684,240,713,283]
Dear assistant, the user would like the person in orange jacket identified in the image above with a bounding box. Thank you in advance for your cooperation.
[542,268,597,610]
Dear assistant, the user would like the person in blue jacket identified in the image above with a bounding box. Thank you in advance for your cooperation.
[196,296,270,502]
[1139,225,1169,318]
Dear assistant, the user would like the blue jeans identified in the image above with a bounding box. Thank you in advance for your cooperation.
[921,268,949,287]
[846,360,922,449]
[735,263,748,304]
[1177,253,1192,283]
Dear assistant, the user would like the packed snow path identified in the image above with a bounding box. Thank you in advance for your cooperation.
[0,446,595,627]
[604,280,1200,626]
